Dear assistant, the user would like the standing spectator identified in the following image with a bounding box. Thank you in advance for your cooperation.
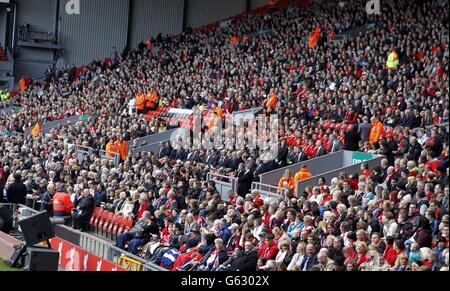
[7,173,27,205]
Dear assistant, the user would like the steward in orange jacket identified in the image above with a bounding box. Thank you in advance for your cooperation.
[105,137,118,157]
[278,169,294,194]
[31,122,42,137]
[294,166,312,193]
[135,93,146,114]
[53,191,74,217]
[115,138,129,161]
[265,91,278,111]
[369,118,384,145]
[145,91,159,112]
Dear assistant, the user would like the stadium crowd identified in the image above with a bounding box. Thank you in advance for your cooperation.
[0,0,449,271]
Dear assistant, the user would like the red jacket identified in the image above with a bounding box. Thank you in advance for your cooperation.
[258,241,279,260]
[384,245,398,266]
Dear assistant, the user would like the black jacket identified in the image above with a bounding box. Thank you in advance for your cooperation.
[229,250,258,271]
[300,255,318,271]
[7,182,27,204]
[315,147,328,158]
[345,128,361,151]
[75,195,95,220]
[237,170,253,196]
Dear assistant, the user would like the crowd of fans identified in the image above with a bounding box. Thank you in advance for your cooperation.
[0,0,449,271]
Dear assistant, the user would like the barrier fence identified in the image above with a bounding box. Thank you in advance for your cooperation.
[74,145,121,167]
[24,115,93,137]
[251,182,289,203]
[206,172,238,201]
[128,129,179,155]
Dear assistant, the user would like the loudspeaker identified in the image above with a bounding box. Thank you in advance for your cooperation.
[23,247,59,271]
[0,206,13,234]
[18,212,55,246]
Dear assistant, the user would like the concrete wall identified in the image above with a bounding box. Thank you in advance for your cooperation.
[129,0,185,48]
[185,0,248,28]
[57,0,129,66]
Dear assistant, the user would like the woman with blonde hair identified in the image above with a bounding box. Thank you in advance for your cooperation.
[355,241,369,267]
[392,253,409,271]
[288,242,306,271]
[184,213,198,235]
[275,240,293,266]
[278,169,294,193]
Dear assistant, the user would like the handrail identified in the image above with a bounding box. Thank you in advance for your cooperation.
[252,182,288,202]
[75,144,121,166]
[70,226,167,271]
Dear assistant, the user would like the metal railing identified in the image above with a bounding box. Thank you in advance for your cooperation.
[252,182,289,203]
[130,141,161,155]
[74,145,121,167]
[24,115,93,137]
[127,129,177,149]
[0,129,25,139]
[206,172,238,201]
[328,34,347,45]
[75,228,167,271]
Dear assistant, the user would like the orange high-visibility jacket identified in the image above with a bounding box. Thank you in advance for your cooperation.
[230,36,239,45]
[105,141,117,157]
[19,79,27,91]
[116,140,129,161]
[369,120,384,145]
[265,92,278,109]
[53,192,74,214]
[146,91,158,110]
[136,93,146,111]
[278,176,294,189]
[31,123,42,137]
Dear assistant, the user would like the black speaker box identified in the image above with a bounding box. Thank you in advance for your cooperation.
[0,205,13,234]
[18,212,55,246]
[23,247,59,271]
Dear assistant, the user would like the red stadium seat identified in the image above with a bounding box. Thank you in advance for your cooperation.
[89,207,100,226]
[107,214,120,235]
[112,215,125,235]
[96,210,110,231]
[93,208,105,228]
[100,212,114,235]
[102,212,115,234]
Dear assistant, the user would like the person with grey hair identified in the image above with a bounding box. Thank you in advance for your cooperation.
[72,188,95,231]
[39,183,56,215]
[198,238,229,271]
[115,211,156,253]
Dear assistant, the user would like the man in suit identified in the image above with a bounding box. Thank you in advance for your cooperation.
[158,141,172,158]
[237,163,254,197]
[186,150,199,162]
[217,150,231,168]
[287,147,300,165]
[296,147,309,163]
[315,140,328,158]
[300,243,318,271]
[275,139,289,167]
[253,159,275,182]
[328,134,344,153]
[72,189,95,231]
